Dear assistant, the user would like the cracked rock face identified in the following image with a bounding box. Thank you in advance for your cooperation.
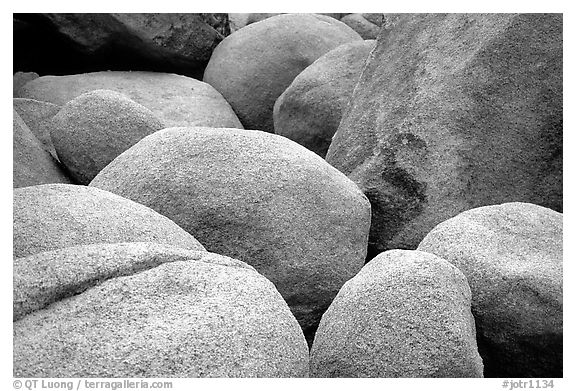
[326,14,562,255]
[13,184,205,259]
[418,202,563,377]
[14,242,309,377]
[310,249,483,377]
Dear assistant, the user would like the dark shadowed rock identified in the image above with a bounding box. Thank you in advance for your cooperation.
[13,110,72,189]
[341,14,381,39]
[90,127,371,343]
[418,202,562,377]
[13,72,39,96]
[13,184,205,259]
[326,14,562,255]
[274,40,375,157]
[16,71,243,129]
[15,13,223,78]
[310,249,483,377]
[14,242,308,377]
[50,90,165,184]
[204,13,362,132]
[14,98,61,160]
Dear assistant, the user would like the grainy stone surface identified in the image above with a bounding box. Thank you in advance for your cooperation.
[310,249,483,377]
[341,14,381,39]
[50,89,165,184]
[90,127,371,343]
[13,110,72,188]
[326,14,562,254]
[204,13,362,132]
[418,202,562,377]
[16,71,243,129]
[13,184,205,259]
[13,98,60,160]
[32,14,223,77]
[274,40,375,157]
[14,243,308,377]
[13,71,39,96]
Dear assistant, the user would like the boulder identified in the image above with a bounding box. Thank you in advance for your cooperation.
[274,40,376,157]
[14,13,223,78]
[326,14,562,255]
[362,14,384,26]
[203,13,362,132]
[16,71,243,129]
[14,242,309,377]
[340,14,381,39]
[13,71,39,96]
[13,184,205,259]
[13,110,72,189]
[90,127,371,343]
[228,13,347,33]
[310,249,483,377]
[50,90,165,184]
[418,202,562,377]
[13,98,61,159]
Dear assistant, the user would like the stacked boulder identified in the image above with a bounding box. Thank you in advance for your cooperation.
[14,13,224,78]
[14,242,309,377]
[90,127,371,344]
[49,89,165,184]
[204,13,362,132]
[13,185,309,377]
[274,39,376,157]
[326,13,563,254]
[418,202,563,377]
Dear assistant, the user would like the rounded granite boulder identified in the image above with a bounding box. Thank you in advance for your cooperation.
[16,71,243,129]
[310,249,484,377]
[273,39,375,157]
[13,184,205,259]
[13,110,72,189]
[14,242,309,377]
[203,13,362,132]
[90,126,371,344]
[13,98,60,160]
[418,202,563,377]
[50,89,165,184]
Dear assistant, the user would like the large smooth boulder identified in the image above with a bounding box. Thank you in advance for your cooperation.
[326,14,562,255]
[310,249,483,377]
[13,98,60,159]
[274,40,375,157]
[50,90,165,184]
[14,242,309,377]
[418,202,562,377]
[90,127,371,343]
[14,13,223,78]
[340,14,381,39]
[16,71,243,129]
[204,13,362,132]
[13,184,205,259]
[13,110,72,188]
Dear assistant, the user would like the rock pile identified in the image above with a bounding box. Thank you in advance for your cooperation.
[326,13,563,254]
[418,202,563,377]
[13,12,562,378]
[90,126,371,344]
[14,243,309,377]
[203,13,362,132]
